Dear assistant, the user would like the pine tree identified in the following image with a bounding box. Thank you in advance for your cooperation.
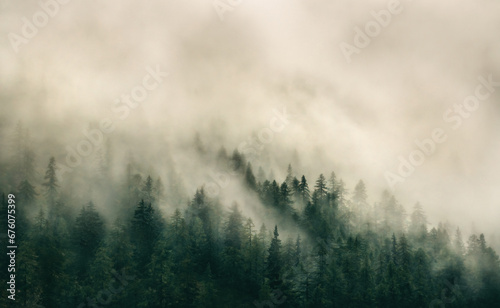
[314,174,328,200]
[245,162,257,191]
[328,171,337,194]
[279,182,293,215]
[16,243,42,307]
[42,157,58,206]
[74,201,104,259]
[153,176,165,203]
[285,164,294,187]
[453,227,465,256]
[335,178,348,207]
[352,180,369,227]
[107,219,134,272]
[409,202,427,242]
[73,201,105,277]
[269,180,281,208]
[257,166,266,183]
[231,149,246,173]
[291,176,300,201]
[222,203,244,289]
[267,225,283,290]
[18,179,38,205]
[297,175,310,205]
[31,210,65,308]
[361,254,376,305]
[131,199,162,271]
[398,234,411,271]
[412,248,432,306]
[141,175,154,204]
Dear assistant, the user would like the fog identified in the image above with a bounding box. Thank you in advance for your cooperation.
[1,0,500,245]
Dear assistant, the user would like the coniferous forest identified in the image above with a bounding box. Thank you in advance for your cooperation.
[2,1,500,308]
[1,123,500,308]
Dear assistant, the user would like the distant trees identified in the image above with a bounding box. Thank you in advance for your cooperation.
[131,199,162,271]
[18,179,37,205]
[73,201,105,276]
[1,139,499,307]
[267,225,283,290]
[409,202,427,242]
[222,203,244,288]
[297,175,310,205]
[141,175,154,204]
[314,174,328,200]
[245,163,257,191]
[42,157,58,205]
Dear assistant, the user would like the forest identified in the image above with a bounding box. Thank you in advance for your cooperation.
[1,123,499,308]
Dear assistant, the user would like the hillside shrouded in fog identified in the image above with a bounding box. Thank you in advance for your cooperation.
[1,0,500,307]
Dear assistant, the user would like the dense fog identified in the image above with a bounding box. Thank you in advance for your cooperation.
[2,0,499,244]
[2,1,500,307]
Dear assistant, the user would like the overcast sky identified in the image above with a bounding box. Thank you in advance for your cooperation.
[1,0,500,242]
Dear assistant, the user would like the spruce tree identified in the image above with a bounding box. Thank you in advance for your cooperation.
[73,201,105,276]
[267,225,283,290]
[314,174,328,200]
[245,162,257,191]
[297,175,310,205]
[18,179,38,205]
[42,157,58,206]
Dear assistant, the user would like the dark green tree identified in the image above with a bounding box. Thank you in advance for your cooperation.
[131,199,162,271]
[297,175,310,205]
[73,201,105,276]
[267,225,283,290]
[42,157,58,206]
[245,162,257,191]
[222,203,244,288]
[314,174,328,200]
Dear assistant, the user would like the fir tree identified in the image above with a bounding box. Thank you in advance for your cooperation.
[245,162,257,191]
[267,225,283,290]
[42,157,58,206]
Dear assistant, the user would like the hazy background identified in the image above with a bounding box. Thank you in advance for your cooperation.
[1,0,500,244]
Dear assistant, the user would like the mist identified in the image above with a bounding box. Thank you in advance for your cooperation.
[2,0,499,242]
[3,1,500,306]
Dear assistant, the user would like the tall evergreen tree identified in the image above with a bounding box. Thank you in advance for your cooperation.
[231,149,246,173]
[42,157,58,206]
[18,179,37,205]
[285,164,294,187]
[73,201,105,276]
[223,203,244,289]
[297,175,310,205]
[314,174,328,200]
[141,175,154,204]
[279,182,293,215]
[131,199,162,271]
[267,225,283,290]
[409,202,427,242]
[153,176,165,203]
[245,162,257,191]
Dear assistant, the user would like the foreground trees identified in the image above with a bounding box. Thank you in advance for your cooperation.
[1,143,499,307]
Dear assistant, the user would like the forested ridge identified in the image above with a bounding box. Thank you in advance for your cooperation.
[1,124,500,308]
